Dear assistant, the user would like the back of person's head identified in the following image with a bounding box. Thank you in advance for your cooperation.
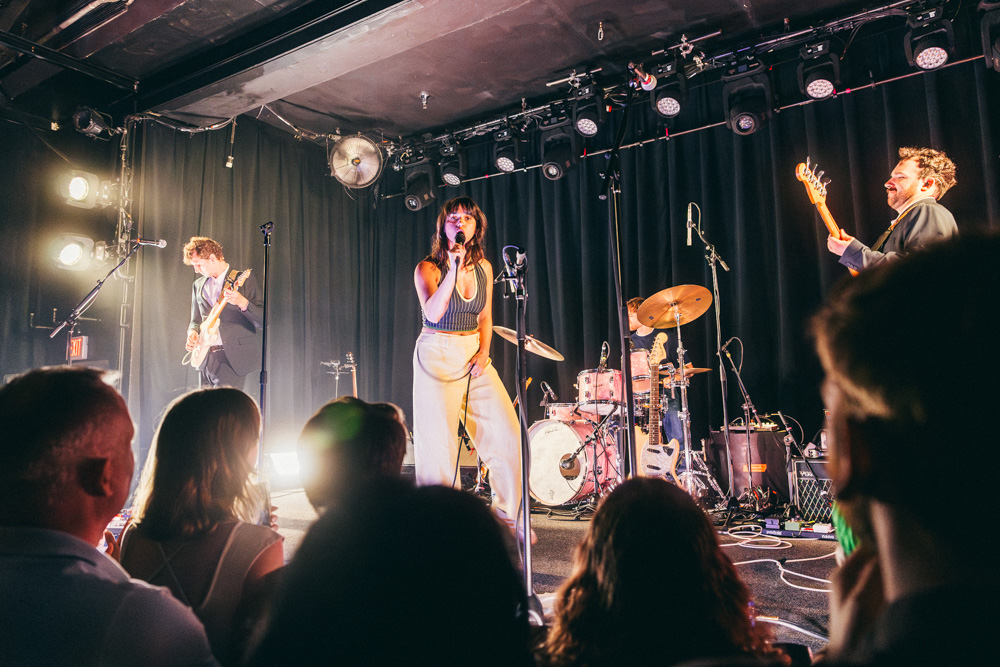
[297,396,407,511]
[0,366,133,532]
[545,477,784,666]
[132,387,261,540]
[812,232,1000,543]
[250,478,531,666]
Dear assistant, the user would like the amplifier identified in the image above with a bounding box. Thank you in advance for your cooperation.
[791,458,834,522]
[708,429,790,502]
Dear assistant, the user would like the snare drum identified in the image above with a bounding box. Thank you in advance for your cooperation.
[576,368,623,416]
[630,349,651,394]
[528,419,618,506]
[546,403,582,422]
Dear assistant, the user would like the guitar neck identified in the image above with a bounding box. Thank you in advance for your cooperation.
[815,201,844,240]
[648,369,660,447]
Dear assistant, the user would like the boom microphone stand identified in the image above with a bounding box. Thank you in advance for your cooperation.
[689,208,734,499]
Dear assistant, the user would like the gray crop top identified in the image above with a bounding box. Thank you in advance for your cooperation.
[421,261,487,332]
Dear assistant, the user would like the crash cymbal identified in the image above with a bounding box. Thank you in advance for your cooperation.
[636,285,712,329]
[493,326,565,361]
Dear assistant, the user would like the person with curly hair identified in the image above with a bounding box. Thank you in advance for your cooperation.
[827,146,957,272]
[119,388,283,666]
[543,477,788,667]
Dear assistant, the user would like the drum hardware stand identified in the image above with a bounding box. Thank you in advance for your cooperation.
[689,204,735,499]
[669,308,726,506]
[496,244,544,626]
[561,408,617,515]
[721,342,766,511]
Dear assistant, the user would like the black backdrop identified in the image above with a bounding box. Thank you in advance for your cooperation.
[2,37,998,472]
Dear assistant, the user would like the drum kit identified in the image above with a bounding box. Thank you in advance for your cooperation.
[495,284,725,510]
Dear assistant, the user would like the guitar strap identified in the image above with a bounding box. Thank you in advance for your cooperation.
[872,199,928,252]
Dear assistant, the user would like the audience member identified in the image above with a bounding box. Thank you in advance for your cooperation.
[812,232,1000,665]
[249,477,533,666]
[119,387,283,666]
[0,366,218,666]
[296,396,407,512]
[543,477,788,667]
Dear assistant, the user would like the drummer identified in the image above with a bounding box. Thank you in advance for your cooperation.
[627,297,690,444]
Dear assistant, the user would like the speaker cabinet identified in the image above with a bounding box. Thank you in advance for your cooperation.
[791,458,833,521]
[708,429,790,502]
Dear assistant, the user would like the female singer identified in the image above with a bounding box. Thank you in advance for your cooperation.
[412,196,524,537]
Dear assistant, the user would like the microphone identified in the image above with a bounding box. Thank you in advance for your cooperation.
[540,380,558,402]
[686,203,693,247]
[721,337,735,352]
[454,231,466,247]
[630,63,657,91]
[598,341,609,371]
[136,238,167,248]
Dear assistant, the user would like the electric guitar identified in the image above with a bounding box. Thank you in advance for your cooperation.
[184,269,252,368]
[637,333,680,483]
[795,158,858,276]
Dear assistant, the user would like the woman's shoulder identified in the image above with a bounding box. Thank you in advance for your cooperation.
[231,521,283,552]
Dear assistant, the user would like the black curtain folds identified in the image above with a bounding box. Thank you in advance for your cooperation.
[2,53,997,471]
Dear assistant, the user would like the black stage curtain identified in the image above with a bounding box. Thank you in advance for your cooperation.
[2,58,998,470]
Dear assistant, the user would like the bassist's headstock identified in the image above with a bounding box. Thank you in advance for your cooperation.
[649,333,668,369]
[795,157,831,206]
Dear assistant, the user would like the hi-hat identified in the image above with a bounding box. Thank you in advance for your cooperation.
[493,326,564,361]
[636,285,712,329]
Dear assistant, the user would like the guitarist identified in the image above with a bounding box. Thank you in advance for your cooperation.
[183,237,263,388]
[826,147,957,272]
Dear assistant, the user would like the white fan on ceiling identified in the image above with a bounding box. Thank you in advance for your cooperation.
[329,135,384,188]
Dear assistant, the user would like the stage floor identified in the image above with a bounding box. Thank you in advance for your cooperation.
[272,487,834,656]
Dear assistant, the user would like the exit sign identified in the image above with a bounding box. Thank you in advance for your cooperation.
[69,335,89,361]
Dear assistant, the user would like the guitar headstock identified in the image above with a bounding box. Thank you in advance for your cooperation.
[795,157,831,206]
[649,333,668,369]
[229,269,252,290]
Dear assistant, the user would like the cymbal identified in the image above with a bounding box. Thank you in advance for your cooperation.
[636,285,712,329]
[660,367,711,382]
[493,326,565,361]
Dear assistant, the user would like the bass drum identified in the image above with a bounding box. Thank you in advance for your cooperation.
[528,420,618,507]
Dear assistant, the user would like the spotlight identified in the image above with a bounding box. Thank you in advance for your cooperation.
[403,162,437,212]
[649,61,686,118]
[980,3,1000,73]
[493,128,523,173]
[51,234,108,271]
[572,83,604,137]
[721,63,772,136]
[904,6,954,70]
[438,143,466,187]
[540,127,577,181]
[72,108,115,140]
[797,42,840,100]
[57,170,118,209]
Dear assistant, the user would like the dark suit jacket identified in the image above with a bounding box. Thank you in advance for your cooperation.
[839,198,958,272]
[189,266,264,376]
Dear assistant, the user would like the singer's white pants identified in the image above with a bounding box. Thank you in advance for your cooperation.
[412,330,523,528]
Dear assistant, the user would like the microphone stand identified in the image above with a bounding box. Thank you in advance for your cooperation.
[777,411,832,514]
[600,78,637,479]
[721,343,764,508]
[51,241,144,365]
[498,247,544,625]
[254,222,273,527]
[691,217,734,500]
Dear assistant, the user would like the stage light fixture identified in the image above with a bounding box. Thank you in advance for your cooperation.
[57,170,105,209]
[904,5,954,70]
[492,128,523,173]
[797,42,840,100]
[649,61,687,118]
[981,3,1000,73]
[403,162,437,212]
[438,143,466,187]
[572,83,604,137]
[72,107,115,140]
[51,234,108,272]
[721,64,772,136]
[540,127,577,181]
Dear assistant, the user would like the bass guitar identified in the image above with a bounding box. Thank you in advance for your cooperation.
[795,158,858,276]
[637,333,680,483]
[184,269,252,368]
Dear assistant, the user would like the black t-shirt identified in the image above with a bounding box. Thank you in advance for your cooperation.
[630,328,689,366]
